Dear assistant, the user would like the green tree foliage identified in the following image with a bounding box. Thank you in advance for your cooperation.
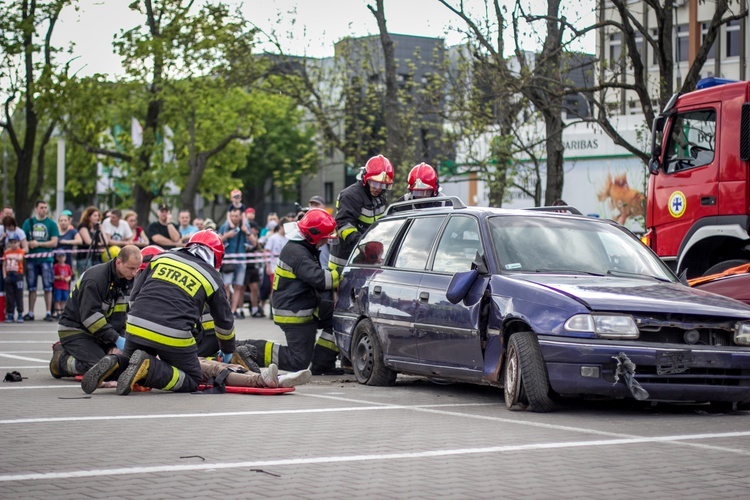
[0,0,73,218]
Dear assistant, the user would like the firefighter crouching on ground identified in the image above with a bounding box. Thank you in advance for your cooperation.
[328,154,393,274]
[245,209,341,374]
[83,230,239,395]
[50,245,142,379]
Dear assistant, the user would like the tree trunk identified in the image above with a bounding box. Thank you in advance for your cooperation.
[181,156,206,215]
[543,111,565,205]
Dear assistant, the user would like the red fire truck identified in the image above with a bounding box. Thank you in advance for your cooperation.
[644,78,750,279]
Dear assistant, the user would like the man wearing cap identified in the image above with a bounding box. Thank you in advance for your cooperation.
[308,196,326,209]
[147,203,181,249]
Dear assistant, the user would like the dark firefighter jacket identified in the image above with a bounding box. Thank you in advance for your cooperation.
[272,239,338,325]
[58,259,131,345]
[329,182,387,270]
[125,248,235,353]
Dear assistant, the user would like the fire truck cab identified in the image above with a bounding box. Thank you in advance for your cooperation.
[645,78,750,279]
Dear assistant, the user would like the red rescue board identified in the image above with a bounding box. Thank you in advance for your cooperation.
[198,385,295,395]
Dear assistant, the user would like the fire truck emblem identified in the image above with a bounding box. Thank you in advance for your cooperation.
[668,191,686,218]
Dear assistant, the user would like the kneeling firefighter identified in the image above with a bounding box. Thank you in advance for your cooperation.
[245,209,341,375]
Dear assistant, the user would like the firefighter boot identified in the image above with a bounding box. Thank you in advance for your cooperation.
[310,329,343,375]
[81,355,120,394]
[117,350,151,396]
[231,345,261,373]
[49,342,64,379]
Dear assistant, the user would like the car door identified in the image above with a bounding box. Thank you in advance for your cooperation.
[416,215,485,379]
[368,216,445,365]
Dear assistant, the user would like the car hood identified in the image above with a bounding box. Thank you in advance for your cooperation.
[511,274,750,318]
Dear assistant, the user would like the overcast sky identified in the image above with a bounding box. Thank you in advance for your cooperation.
[53,0,596,78]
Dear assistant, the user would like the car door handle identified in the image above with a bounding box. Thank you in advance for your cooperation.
[373,285,382,295]
[701,196,716,206]
[419,291,429,302]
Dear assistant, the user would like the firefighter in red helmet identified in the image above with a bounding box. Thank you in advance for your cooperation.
[395,163,440,202]
[244,209,342,375]
[81,229,241,395]
[328,154,393,273]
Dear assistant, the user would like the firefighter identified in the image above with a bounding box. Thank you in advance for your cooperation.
[50,245,142,379]
[245,209,341,374]
[82,230,241,395]
[396,163,440,202]
[327,154,393,273]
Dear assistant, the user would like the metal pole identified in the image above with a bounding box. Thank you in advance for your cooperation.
[56,138,65,217]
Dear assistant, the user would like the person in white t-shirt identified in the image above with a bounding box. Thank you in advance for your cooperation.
[101,209,134,246]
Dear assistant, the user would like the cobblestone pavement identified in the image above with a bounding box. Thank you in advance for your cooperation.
[1,300,749,499]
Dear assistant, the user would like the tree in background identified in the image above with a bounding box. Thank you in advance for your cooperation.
[0,0,73,218]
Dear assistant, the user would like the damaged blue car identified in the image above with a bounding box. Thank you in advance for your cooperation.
[332,198,750,412]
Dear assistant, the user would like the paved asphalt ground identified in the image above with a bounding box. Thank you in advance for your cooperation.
[1,299,749,499]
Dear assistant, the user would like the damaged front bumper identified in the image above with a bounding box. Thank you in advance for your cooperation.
[537,335,750,403]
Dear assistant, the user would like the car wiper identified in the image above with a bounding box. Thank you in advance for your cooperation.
[606,269,671,282]
[533,269,605,276]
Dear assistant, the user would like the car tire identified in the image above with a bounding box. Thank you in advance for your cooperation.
[503,332,555,413]
[351,319,396,386]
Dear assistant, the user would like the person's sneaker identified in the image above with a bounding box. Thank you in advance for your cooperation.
[16,316,24,323]
[261,363,279,388]
[232,311,241,319]
[310,366,345,376]
[4,316,13,323]
[279,369,312,388]
[50,342,64,379]
[117,350,150,396]
[44,313,54,322]
[22,313,34,321]
[251,310,264,318]
[81,355,120,394]
[230,345,261,373]
[239,309,246,319]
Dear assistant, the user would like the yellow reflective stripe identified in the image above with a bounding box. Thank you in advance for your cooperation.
[215,329,235,341]
[89,317,107,333]
[264,342,274,366]
[202,320,215,330]
[163,366,181,391]
[152,258,213,297]
[274,314,313,324]
[126,324,196,348]
[316,337,339,352]
[340,227,357,240]
[113,304,127,313]
[275,267,296,280]
[357,214,375,225]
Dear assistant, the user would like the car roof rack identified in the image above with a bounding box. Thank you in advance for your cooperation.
[523,205,583,215]
[385,195,467,216]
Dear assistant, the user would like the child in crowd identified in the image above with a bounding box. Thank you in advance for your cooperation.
[3,234,25,323]
[53,251,73,318]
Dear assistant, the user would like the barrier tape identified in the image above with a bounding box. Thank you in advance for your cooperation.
[2,248,279,265]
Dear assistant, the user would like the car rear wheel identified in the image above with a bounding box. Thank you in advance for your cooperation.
[351,319,396,386]
[503,332,555,413]
[703,259,750,276]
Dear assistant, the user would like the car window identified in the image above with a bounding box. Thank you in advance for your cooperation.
[664,109,716,173]
[393,216,444,270]
[432,216,483,273]
[348,219,404,266]
[489,215,675,280]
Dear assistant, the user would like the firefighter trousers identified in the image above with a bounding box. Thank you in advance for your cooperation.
[246,322,338,372]
[122,339,202,393]
[56,336,111,377]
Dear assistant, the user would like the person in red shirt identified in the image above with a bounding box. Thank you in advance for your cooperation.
[53,251,73,318]
[3,234,26,322]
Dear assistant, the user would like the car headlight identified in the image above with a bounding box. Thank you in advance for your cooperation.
[565,314,639,339]
[735,321,750,346]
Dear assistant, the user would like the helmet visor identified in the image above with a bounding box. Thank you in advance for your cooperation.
[369,180,392,191]
[411,189,433,199]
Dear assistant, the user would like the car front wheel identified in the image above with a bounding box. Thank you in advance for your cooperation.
[351,319,397,386]
[503,332,555,412]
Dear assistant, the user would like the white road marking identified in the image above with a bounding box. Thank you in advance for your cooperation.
[0,340,55,344]
[1,431,750,482]
[0,384,80,390]
[1,351,50,354]
[0,365,46,370]
[0,353,48,362]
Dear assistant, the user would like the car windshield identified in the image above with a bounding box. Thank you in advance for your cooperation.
[489,215,676,282]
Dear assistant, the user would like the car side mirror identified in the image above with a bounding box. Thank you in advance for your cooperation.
[648,158,660,175]
[446,269,479,304]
